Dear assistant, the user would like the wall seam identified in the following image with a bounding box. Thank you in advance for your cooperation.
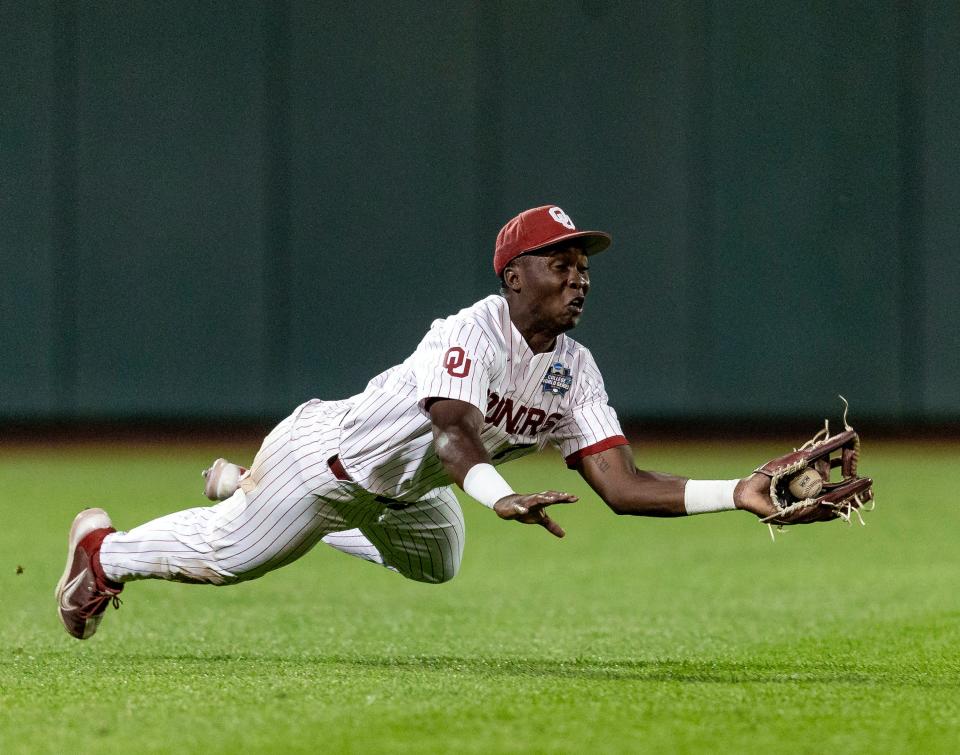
[897,0,926,419]
[474,1,503,294]
[263,0,292,412]
[51,0,79,417]
[683,0,715,417]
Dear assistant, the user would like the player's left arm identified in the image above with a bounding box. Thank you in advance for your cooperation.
[428,398,577,538]
[414,323,576,538]
[574,444,777,519]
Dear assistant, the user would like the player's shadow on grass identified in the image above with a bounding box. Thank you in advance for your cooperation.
[131,654,956,687]
[334,656,883,685]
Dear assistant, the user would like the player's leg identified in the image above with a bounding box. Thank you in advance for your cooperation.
[197,460,388,570]
[56,472,343,639]
[98,415,346,585]
[199,462,432,576]
[200,459,390,569]
[203,459,463,582]
[54,401,369,638]
[353,488,465,584]
[194,457,457,580]
[66,404,336,589]
[98,485,341,585]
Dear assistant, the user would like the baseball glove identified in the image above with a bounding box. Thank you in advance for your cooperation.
[754,400,874,535]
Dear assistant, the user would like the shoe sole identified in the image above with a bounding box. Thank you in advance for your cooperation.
[203,458,245,501]
[203,458,228,500]
[54,508,113,631]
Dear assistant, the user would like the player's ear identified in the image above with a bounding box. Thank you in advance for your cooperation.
[502,262,522,293]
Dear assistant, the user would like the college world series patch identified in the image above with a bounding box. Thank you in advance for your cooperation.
[542,362,573,396]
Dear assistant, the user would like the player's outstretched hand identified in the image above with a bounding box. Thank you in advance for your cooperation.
[734,474,779,519]
[493,492,578,538]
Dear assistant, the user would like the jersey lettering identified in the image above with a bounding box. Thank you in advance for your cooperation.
[505,404,528,434]
[488,396,524,432]
[518,408,547,435]
[442,347,472,378]
[485,393,562,438]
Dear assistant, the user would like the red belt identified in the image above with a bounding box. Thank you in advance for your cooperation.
[328,454,410,510]
[328,454,353,482]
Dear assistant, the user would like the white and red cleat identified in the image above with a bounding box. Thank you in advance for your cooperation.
[55,508,123,640]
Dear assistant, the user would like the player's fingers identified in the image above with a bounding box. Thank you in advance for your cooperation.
[531,492,579,505]
[536,490,578,499]
[538,515,565,539]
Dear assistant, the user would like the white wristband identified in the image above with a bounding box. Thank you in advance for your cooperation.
[683,479,739,515]
[463,463,515,509]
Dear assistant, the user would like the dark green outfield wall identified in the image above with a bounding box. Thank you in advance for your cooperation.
[2,2,957,421]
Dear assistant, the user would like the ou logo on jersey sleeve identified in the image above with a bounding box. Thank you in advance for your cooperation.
[443,347,472,378]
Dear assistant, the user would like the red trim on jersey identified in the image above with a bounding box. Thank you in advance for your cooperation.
[564,435,629,468]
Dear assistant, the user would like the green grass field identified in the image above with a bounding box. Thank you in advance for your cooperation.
[2,439,958,753]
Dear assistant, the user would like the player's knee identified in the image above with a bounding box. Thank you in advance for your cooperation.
[409,567,457,585]
[402,554,460,585]
[437,548,462,583]
[433,559,460,584]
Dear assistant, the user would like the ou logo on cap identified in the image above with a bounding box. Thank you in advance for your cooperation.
[548,206,575,230]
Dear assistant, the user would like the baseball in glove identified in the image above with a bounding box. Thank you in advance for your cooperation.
[754,398,874,537]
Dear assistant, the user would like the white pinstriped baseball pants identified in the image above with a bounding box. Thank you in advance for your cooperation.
[99,401,465,586]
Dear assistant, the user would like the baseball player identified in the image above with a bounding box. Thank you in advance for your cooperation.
[56,204,782,640]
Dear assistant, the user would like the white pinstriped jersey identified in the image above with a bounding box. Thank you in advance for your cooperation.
[334,295,627,501]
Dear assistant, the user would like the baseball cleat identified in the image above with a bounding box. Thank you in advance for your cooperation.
[202,458,247,501]
[55,508,123,640]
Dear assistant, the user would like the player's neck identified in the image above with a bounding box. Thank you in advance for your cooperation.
[506,300,560,354]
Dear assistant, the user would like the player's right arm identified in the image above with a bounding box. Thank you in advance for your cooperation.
[575,444,776,519]
[427,398,577,538]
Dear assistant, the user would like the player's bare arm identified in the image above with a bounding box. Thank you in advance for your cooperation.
[576,445,778,519]
[428,397,577,538]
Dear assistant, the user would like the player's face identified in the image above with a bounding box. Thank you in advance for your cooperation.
[517,245,591,331]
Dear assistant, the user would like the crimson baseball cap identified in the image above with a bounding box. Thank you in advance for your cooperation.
[493,205,612,276]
